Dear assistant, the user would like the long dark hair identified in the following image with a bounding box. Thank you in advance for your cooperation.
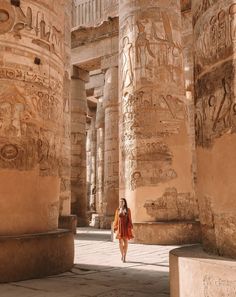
[120,198,128,210]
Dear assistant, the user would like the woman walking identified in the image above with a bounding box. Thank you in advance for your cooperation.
[113,198,134,262]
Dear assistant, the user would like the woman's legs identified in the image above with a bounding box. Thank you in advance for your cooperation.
[119,239,124,260]
[123,239,128,262]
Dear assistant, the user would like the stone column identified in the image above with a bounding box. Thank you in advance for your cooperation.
[102,67,119,228]
[58,0,78,233]
[119,0,199,243]
[71,67,88,227]
[0,0,73,282]
[193,0,236,258]
[95,98,105,221]
[88,115,97,213]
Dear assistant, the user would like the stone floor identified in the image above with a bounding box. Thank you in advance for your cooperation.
[0,228,179,297]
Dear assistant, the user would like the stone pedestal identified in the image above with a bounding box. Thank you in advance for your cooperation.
[132,221,201,245]
[0,230,74,283]
[170,245,236,297]
[71,67,88,226]
[119,0,198,244]
[58,215,77,234]
[193,0,236,258]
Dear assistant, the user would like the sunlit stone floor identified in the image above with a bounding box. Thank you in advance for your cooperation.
[0,228,179,297]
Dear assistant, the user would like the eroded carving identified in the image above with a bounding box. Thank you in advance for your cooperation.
[203,275,236,297]
[144,187,196,221]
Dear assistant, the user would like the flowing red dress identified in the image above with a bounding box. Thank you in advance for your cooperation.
[113,208,134,240]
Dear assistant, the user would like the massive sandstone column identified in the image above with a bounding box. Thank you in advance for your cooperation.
[103,66,119,227]
[88,115,97,212]
[169,2,236,297]
[71,67,88,226]
[119,0,199,243]
[0,0,73,281]
[193,0,236,258]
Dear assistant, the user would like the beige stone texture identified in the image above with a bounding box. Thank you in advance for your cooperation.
[87,115,97,214]
[59,0,72,217]
[130,221,201,245]
[170,245,236,297]
[193,0,236,258]
[95,99,105,215]
[71,72,87,226]
[103,67,119,219]
[0,0,70,235]
[72,0,119,29]
[0,230,74,283]
[119,0,197,243]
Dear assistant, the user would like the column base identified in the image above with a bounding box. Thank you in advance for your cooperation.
[89,214,114,229]
[59,215,77,234]
[170,245,236,297]
[77,216,89,227]
[0,229,74,283]
[131,221,201,244]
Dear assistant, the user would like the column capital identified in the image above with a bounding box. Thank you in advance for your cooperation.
[71,65,89,82]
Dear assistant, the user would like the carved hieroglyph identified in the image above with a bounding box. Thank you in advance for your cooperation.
[193,0,236,258]
[119,0,195,222]
[0,0,70,235]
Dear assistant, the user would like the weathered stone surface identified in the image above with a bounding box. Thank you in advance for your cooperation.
[131,221,201,245]
[71,75,87,226]
[193,0,236,258]
[170,245,236,297]
[0,0,71,235]
[0,230,74,283]
[119,0,196,240]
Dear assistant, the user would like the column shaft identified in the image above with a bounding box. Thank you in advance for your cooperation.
[193,0,236,258]
[119,0,196,238]
[71,68,88,226]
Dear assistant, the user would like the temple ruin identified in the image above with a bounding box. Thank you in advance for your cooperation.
[0,0,236,296]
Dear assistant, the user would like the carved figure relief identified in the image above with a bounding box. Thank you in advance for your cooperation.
[203,275,236,297]
[121,36,133,89]
[195,4,236,76]
[135,20,155,77]
[195,61,236,147]
[144,188,195,221]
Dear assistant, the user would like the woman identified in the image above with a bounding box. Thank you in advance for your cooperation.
[113,198,134,262]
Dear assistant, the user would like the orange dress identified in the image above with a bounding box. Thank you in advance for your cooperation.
[113,208,134,240]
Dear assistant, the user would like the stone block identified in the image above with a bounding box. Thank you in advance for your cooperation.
[0,230,74,283]
[131,221,201,245]
[59,215,78,234]
[170,245,236,297]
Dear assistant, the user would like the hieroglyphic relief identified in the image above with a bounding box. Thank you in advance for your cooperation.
[195,61,236,147]
[194,3,236,76]
[0,0,63,57]
[144,187,196,221]
[120,9,183,90]
[193,0,221,26]
[0,71,63,175]
[203,275,236,296]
